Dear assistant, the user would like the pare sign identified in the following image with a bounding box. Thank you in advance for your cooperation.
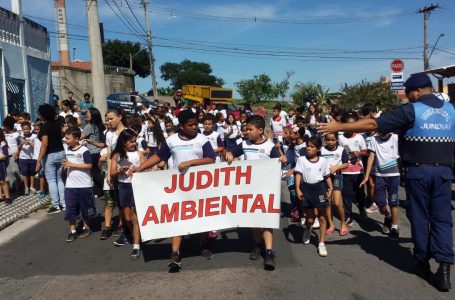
[132,159,282,241]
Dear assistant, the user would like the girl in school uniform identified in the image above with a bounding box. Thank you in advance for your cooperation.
[110,129,145,260]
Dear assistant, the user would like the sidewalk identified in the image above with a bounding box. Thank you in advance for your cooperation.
[0,194,49,230]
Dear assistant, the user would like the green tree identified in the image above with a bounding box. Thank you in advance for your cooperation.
[235,74,279,103]
[275,70,294,101]
[159,59,224,89]
[338,80,397,110]
[291,82,324,107]
[102,39,151,78]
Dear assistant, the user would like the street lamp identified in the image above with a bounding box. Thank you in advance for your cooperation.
[129,49,142,70]
[428,33,445,62]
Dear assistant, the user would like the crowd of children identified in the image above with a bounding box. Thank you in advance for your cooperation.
[1,97,402,273]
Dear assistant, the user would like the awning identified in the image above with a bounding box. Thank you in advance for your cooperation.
[415,65,455,78]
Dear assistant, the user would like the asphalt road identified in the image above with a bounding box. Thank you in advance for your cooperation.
[0,182,453,300]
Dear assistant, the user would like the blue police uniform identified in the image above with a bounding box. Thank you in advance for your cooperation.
[375,73,454,290]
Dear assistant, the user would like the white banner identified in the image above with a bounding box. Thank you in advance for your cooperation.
[133,159,282,241]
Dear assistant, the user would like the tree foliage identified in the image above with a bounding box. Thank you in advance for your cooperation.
[291,82,325,107]
[102,39,151,78]
[235,73,292,103]
[159,59,224,89]
[338,80,398,110]
[235,74,278,103]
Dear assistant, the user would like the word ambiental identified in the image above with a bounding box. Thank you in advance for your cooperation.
[141,165,280,226]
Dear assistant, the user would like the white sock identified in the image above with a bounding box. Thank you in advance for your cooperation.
[133,244,140,250]
[319,242,325,246]
[391,224,398,229]
[71,230,76,234]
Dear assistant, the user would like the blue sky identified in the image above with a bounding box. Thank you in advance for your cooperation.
[2,0,455,97]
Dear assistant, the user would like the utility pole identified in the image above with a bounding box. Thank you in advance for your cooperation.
[418,3,440,70]
[86,0,107,116]
[141,0,158,99]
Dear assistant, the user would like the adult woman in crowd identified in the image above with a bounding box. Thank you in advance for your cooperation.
[82,107,106,197]
[36,104,66,213]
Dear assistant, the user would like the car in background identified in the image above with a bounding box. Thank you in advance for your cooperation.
[107,93,156,115]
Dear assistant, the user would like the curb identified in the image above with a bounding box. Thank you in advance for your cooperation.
[0,194,49,231]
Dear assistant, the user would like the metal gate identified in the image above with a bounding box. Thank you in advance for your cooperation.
[5,78,25,113]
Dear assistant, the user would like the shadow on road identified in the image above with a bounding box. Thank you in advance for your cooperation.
[329,229,414,274]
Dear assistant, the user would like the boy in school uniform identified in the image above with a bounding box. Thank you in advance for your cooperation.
[62,127,97,242]
[226,115,286,271]
[134,109,216,272]
[360,132,401,240]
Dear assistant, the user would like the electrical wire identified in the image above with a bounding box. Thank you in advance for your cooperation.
[124,0,147,33]
[102,0,146,42]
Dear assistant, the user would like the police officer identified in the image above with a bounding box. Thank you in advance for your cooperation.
[317,73,454,292]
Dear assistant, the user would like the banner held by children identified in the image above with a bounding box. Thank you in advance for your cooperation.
[133,159,281,241]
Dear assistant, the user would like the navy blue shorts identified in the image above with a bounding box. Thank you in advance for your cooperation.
[118,182,135,208]
[148,147,158,155]
[19,159,36,177]
[301,181,328,209]
[374,176,400,208]
[0,160,6,181]
[225,138,238,152]
[64,187,97,221]
[330,173,343,191]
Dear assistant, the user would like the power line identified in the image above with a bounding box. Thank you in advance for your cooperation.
[110,0,146,35]
[29,13,425,56]
[124,0,147,33]
[102,0,146,42]
[112,2,414,25]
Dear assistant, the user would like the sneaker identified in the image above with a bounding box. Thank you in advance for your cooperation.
[201,248,214,260]
[99,229,112,240]
[389,227,399,241]
[383,217,392,234]
[318,243,328,257]
[65,232,77,242]
[303,229,311,244]
[5,198,12,205]
[131,248,141,260]
[47,206,60,214]
[312,218,320,229]
[249,245,261,260]
[346,218,355,227]
[366,203,379,214]
[113,234,129,247]
[359,210,368,220]
[168,251,182,272]
[112,228,123,237]
[208,230,218,239]
[79,228,91,238]
[30,187,37,194]
[290,207,300,222]
[24,188,30,195]
[59,205,66,211]
[38,191,46,199]
[263,250,276,271]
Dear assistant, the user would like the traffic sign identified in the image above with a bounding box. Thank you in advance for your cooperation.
[390,59,404,72]
[391,72,404,82]
[390,81,404,91]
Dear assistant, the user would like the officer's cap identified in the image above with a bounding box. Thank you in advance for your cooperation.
[404,73,432,90]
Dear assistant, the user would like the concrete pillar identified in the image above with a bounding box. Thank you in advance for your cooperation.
[11,0,22,15]
[86,0,107,116]
[55,0,70,66]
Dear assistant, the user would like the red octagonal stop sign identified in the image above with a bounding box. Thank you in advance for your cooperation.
[390,59,404,73]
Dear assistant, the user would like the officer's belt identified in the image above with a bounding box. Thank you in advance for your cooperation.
[404,162,453,168]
